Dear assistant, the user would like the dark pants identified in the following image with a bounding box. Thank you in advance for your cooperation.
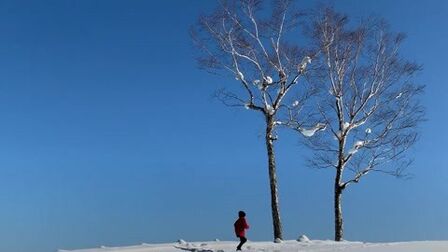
[236,236,247,250]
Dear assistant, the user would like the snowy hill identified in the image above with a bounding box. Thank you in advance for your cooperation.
[59,239,448,252]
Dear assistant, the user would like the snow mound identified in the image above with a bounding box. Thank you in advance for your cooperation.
[297,235,310,242]
[274,238,283,243]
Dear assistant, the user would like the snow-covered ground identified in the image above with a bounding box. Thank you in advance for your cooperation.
[59,239,448,252]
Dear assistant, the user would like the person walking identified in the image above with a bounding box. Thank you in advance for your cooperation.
[234,211,249,251]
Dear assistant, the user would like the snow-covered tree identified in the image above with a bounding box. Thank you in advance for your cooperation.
[297,8,425,241]
[191,0,314,240]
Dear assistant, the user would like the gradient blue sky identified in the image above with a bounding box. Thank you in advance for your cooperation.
[0,1,447,252]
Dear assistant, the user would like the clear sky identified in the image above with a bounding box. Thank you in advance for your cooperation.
[0,1,447,252]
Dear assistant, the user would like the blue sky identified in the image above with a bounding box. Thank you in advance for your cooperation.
[0,1,447,252]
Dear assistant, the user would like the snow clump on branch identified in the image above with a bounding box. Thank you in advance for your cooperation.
[235,71,244,80]
[343,122,350,131]
[299,123,326,137]
[348,140,366,155]
[253,79,264,90]
[264,76,273,84]
[265,104,275,115]
[298,56,312,73]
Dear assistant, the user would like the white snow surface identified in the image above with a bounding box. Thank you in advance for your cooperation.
[60,240,448,252]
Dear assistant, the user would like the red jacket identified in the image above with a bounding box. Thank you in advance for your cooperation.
[234,217,249,237]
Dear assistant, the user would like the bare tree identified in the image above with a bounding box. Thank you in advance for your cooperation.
[191,0,314,240]
[292,8,425,241]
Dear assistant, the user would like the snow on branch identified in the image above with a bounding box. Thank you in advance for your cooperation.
[192,0,311,118]
[302,6,424,186]
[299,123,327,137]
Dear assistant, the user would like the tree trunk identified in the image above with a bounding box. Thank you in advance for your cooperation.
[334,169,344,241]
[265,115,283,240]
